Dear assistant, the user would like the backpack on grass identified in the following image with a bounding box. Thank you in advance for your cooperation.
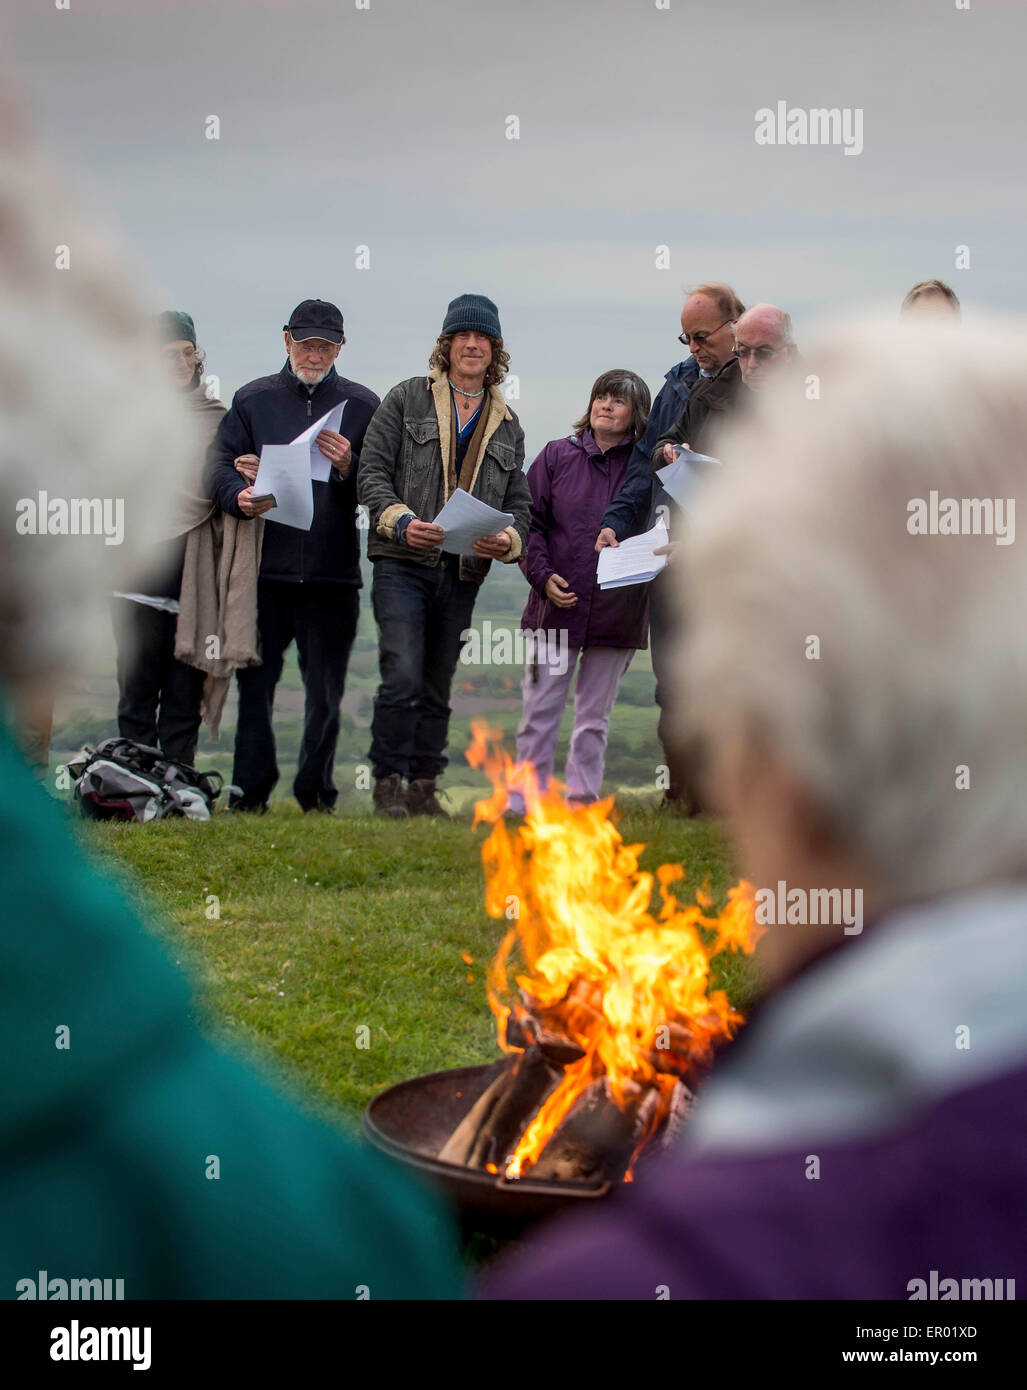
[66,738,224,822]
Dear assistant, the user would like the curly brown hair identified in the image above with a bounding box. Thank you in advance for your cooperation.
[429,332,510,388]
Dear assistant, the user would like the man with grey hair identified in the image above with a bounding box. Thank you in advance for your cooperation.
[487,319,1027,1300]
[206,300,380,813]
[655,302,797,459]
[731,302,798,393]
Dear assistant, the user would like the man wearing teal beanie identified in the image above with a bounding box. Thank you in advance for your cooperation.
[358,294,530,818]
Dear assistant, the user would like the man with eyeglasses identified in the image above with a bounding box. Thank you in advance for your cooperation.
[205,299,380,813]
[657,303,798,461]
[733,303,798,393]
[595,283,744,814]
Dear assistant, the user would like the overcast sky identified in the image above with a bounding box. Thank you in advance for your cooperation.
[9,0,1027,453]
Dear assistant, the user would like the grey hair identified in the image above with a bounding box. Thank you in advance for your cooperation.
[673,317,1027,907]
[0,95,193,688]
[736,303,795,348]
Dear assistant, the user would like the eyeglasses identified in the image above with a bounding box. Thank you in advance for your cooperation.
[734,344,783,363]
[163,345,197,361]
[678,319,733,347]
[289,338,338,358]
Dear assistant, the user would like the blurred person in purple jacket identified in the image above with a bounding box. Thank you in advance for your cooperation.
[486,319,1027,1300]
[508,370,651,814]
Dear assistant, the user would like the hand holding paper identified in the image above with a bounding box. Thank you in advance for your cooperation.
[251,402,353,531]
[252,444,314,530]
[596,520,669,589]
[301,403,347,482]
[656,445,721,512]
[431,489,515,556]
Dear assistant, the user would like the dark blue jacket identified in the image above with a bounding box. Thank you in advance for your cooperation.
[600,356,700,540]
[205,363,380,585]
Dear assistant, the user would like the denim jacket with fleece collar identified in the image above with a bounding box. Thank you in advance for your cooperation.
[357,368,530,586]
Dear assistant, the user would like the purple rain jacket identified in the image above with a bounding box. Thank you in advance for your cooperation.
[520,430,650,651]
[483,884,1027,1300]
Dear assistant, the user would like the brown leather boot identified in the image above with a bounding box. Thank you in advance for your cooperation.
[406,778,450,819]
[373,772,408,818]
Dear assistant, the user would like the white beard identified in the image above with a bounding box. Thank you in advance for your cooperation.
[292,364,328,386]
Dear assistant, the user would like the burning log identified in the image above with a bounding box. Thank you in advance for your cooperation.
[439,1047,561,1171]
[527,1079,662,1185]
[503,988,586,1065]
[437,1060,510,1167]
[654,1079,694,1154]
[437,1044,698,1185]
[648,1020,719,1087]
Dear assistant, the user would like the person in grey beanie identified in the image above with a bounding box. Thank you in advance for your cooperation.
[358,294,530,817]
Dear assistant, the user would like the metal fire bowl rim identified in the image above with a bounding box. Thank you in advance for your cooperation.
[362,1062,613,1199]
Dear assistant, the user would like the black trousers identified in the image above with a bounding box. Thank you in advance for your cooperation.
[648,570,705,810]
[232,579,360,811]
[111,598,205,766]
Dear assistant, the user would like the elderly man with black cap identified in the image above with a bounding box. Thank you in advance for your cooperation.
[205,299,380,812]
[358,294,530,817]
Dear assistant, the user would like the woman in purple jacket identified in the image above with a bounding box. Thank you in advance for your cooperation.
[510,370,651,813]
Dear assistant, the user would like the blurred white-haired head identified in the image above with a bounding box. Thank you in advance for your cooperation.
[675,317,1027,918]
[0,90,191,693]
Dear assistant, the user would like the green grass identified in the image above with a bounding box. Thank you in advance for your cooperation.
[77,803,755,1134]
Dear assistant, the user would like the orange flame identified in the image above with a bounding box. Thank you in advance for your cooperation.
[467,720,762,1179]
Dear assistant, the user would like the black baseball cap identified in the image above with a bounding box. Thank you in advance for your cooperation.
[284,299,344,344]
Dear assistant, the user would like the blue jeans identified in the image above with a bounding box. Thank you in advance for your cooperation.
[369,557,480,781]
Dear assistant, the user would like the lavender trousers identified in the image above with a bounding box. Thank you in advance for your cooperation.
[509,645,634,812]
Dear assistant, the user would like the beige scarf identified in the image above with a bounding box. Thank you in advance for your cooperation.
[446,390,491,498]
[173,382,263,738]
[175,511,264,739]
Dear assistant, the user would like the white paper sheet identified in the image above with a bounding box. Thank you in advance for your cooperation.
[656,445,721,511]
[301,403,346,482]
[596,520,669,589]
[432,488,515,556]
[251,403,350,529]
[252,443,314,531]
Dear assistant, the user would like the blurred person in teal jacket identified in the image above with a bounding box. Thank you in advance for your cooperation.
[0,94,459,1301]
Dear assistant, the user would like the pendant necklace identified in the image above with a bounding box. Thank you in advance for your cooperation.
[453,383,485,408]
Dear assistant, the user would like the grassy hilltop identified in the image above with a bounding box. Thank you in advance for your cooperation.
[57,557,753,1129]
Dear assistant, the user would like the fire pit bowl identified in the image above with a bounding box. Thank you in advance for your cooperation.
[363,1061,614,1237]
